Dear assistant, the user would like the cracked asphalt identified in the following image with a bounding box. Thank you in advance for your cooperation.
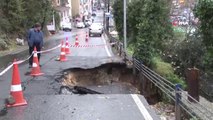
[0,10,159,120]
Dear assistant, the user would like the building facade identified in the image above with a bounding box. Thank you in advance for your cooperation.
[52,0,71,23]
[72,0,92,21]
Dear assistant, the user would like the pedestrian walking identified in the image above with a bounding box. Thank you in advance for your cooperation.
[27,23,44,68]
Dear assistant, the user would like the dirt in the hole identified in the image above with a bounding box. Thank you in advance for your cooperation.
[61,64,140,94]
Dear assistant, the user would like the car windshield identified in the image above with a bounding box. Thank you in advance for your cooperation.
[91,23,102,27]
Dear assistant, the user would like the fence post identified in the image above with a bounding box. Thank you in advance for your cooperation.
[175,84,182,120]
[186,68,199,102]
[133,58,136,75]
[119,43,122,56]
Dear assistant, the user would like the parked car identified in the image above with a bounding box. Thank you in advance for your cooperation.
[92,7,97,12]
[92,13,96,17]
[84,19,92,27]
[89,23,103,37]
[61,23,72,31]
[47,23,56,34]
[76,22,85,28]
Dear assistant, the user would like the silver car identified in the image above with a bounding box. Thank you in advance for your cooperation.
[89,23,103,37]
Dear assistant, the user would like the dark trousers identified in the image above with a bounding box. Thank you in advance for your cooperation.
[29,43,41,66]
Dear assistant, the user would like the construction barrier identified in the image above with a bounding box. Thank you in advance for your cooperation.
[69,44,106,48]
[30,47,44,76]
[59,41,67,61]
[7,59,27,107]
[0,44,61,77]
[0,31,113,108]
[65,38,70,54]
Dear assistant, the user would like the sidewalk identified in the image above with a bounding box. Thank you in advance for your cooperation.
[0,31,66,68]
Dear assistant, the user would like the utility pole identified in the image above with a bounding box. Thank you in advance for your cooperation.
[106,0,110,31]
[103,0,106,29]
[123,0,127,53]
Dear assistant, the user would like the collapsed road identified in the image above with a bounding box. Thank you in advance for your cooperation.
[0,10,160,120]
[58,63,140,95]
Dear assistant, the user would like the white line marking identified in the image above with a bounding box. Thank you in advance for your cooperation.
[131,94,153,120]
[11,84,22,92]
[102,34,111,57]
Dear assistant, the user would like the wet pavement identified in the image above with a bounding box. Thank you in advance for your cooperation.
[0,31,67,68]
[0,10,159,120]
[0,27,119,107]
[0,95,159,120]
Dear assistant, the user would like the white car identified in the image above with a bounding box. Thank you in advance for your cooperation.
[84,19,92,27]
[61,23,72,31]
[76,22,85,28]
[89,23,103,37]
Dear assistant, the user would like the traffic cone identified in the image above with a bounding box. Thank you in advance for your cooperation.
[31,47,44,76]
[75,35,79,46]
[85,32,89,42]
[7,59,27,107]
[65,37,70,54]
[60,41,67,61]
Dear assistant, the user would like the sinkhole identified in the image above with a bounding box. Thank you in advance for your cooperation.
[58,63,141,95]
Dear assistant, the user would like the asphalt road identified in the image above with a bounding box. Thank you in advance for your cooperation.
[0,10,159,120]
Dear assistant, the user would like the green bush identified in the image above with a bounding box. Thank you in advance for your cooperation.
[0,36,9,50]
[127,45,134,56]
[151,57,173,76]
[166,73,186,89]
[151,56,186,88]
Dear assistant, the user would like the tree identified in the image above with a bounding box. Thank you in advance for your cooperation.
[195,0,213,48]
[112,0,123,40]
[129,0,173,65]
[0,0,54,36]
[23,0,53,36]
[195,0,213,71]
[0,0,25,34]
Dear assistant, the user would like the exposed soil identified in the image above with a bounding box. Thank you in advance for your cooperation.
[57,63,179,120]
[60,63,140,94]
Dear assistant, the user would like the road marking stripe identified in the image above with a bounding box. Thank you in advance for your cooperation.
[11,84,22,92]
[131,94,153,120]
[102,34,112,57]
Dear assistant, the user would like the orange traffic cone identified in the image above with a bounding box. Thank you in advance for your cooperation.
[75,35,79,46]
[60,41,67,61]
[31,47,44,76]
[7,59,27,107]
[85,32,89,42]
[65,37,70,54]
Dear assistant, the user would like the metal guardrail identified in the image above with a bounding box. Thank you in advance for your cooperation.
[105,30,213,120]
[133,58,213,120]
